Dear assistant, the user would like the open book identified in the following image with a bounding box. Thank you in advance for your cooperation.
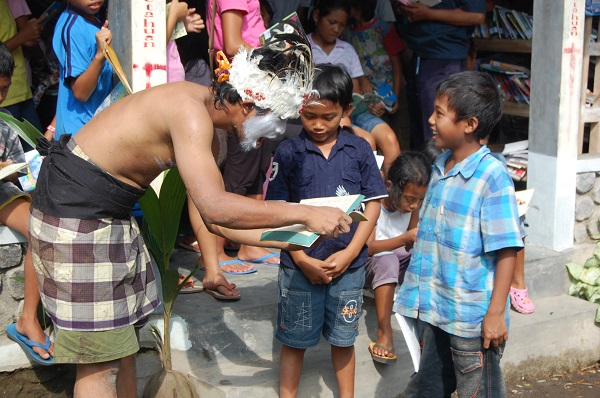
[0,162,28,181]
[260,194,366,247]
[352,83,397,115]
[515,189,534,218]
[103,42,133,95]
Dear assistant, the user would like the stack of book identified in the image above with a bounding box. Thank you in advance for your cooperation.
[479,61,530,104]
[472,6,533,40]
[502,140,528,182]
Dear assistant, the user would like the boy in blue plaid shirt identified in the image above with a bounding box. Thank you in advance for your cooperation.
[395,71,523,398]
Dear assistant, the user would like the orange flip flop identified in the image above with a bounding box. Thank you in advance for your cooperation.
[368,341,397,364]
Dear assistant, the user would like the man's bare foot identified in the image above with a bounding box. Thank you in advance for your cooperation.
[217,253,255,273]
[16,317,54,359]
[202,273,241,298]
[237,246,280,265]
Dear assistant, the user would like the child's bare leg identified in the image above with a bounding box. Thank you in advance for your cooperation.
[371,123,401,177]
[511,247,526,289]
[75,360,120,398]
[236,193,280,265]
[116,354,136,398]
[372,283,396,357]
[279,344,305,398]
[1,199,53,359]
[187,195,253,275]
[331,345,355,398]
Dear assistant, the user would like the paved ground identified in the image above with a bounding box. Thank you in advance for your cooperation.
[0,246,598,397]
[0,358,597,397]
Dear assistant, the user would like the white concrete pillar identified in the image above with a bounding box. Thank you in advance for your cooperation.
[107,0,167,92]
[526,0,584,250]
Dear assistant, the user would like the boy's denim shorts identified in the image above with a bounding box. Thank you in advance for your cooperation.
[275,265,365,349]
[351,111,386,133]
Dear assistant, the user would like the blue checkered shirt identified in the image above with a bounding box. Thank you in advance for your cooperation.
[394,146,524,338]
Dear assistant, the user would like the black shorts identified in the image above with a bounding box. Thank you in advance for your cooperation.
[222,133,274,196]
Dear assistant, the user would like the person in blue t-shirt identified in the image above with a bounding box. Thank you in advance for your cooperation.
[391,0,485,150]
[266,64,387,397]
[52,0,113,139]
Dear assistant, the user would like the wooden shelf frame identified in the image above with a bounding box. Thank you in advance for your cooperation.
[473,38,532,53]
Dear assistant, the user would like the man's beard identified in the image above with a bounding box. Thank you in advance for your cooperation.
[239,113,287,152]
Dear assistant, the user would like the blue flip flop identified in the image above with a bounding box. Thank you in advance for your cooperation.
[219,259,257,275]
[6,323,54,366]
[242,253,280,266]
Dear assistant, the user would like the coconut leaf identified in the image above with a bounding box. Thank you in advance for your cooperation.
[0,112,44,150]
[158,168,186,256]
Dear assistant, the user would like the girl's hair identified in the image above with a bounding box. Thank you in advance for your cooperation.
[306,0,351,33]
[0,41,14,77]
[348,0,377,24]
[387,151,431,200]
[311,63,353,109]
[419,139,444,165]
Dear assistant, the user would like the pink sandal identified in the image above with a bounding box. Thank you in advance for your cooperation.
[509,287,535,314]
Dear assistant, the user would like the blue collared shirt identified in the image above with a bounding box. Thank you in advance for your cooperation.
[394,146,524,338]
[266,129,387,269]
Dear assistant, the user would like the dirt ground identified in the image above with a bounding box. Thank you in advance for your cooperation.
[0,360,598,397]
[505,361,600,397]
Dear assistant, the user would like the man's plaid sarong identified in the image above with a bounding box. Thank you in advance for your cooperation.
[29,207,160,331]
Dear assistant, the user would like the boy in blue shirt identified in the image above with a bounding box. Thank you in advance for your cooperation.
[53,0,113,138]
[395,71,523,397]
[266,64,387,397]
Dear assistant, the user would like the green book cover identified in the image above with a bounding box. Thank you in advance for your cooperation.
[260,194,366,247]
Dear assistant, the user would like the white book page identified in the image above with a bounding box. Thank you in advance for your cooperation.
[395,314,421,372]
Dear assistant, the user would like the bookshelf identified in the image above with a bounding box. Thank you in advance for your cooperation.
[475,38,532,117]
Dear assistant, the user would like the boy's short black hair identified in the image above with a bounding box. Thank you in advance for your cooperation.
[312,63,353,109]
[436,71,503,139]
[0,41,15,78]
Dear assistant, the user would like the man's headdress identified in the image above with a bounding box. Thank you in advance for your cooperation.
[215,17,315,120]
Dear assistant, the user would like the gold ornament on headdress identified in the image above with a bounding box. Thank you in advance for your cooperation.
[214,51,231,83]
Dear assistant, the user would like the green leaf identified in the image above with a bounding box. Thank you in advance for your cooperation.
[0,112,44,150]
[161,268,181,310]
[158,168,186,256]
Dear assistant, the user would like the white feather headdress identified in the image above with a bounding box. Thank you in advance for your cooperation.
[223,19,315,120]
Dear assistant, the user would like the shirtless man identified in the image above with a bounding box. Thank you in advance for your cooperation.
[28,40,352,397]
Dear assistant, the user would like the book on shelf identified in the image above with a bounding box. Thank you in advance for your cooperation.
[507,164,526,181]
[473,7,532,41]
[480,61,530,104]
[260,194,366,247]
[502,140,528,155]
